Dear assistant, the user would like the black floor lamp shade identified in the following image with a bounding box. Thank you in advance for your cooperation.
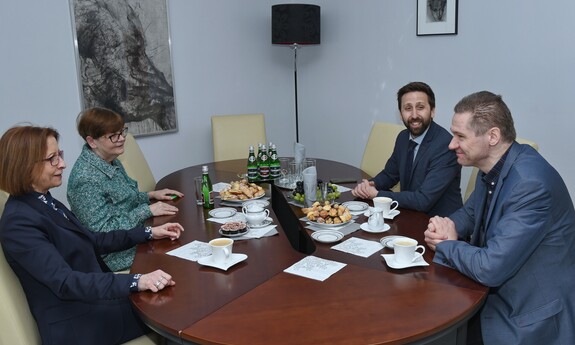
[271,4,320,143]
[272,4,320,45]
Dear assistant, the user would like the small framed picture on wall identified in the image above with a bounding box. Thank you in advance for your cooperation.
[417,0,458,36]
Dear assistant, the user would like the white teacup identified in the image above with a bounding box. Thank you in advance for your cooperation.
[392,238,425,265]
[209,238,234,264]
[373,197,399,216]
[242,206,270,226]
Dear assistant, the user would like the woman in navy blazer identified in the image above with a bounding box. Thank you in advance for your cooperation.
[0,126,184,345]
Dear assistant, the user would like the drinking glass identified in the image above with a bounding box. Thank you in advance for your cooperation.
[289,161,302,184]
[304,158,316,170]
[194,177,204,205]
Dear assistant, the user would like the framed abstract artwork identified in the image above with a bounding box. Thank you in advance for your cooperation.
[417,0,458,36]
[70,0,178,136]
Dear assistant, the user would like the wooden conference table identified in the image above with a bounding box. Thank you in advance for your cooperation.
[130,159,487,345]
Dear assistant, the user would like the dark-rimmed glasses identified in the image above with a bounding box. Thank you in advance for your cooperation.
[42,150,64,166]
[107,127,128,143]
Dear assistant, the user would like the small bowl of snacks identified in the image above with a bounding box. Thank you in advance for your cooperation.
[219,221,248,237]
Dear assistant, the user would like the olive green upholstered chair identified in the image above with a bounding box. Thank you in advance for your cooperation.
[118,133,157,192]
[211,114,267,162]
[360,122,404,192]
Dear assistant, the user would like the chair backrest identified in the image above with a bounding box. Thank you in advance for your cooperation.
[463,137,539,202]
[117,133,156,192]
[360,122,404,191]
[211,114,266,162]
[0,190,8,218]
[0,245,42,345]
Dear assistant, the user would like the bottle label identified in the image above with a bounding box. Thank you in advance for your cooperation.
[247,167,258,181]
[259,165,270,179]
[270,166,281,178]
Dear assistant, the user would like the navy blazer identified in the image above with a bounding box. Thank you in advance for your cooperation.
[0,193,150,345]
[371,121,462,216]
[434,143,575,345]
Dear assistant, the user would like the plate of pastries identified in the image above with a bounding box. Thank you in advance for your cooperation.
[302,201,353,228]
[219,179,266,202]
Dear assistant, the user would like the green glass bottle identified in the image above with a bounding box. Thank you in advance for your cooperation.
[257,143,263,163]
[201,165,214,209]
[269,144,281,179]
[247,145,258,182]
[258,145,270,180]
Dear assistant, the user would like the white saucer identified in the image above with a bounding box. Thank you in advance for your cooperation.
[364,208,400,219]
[198,253,248,271]
[209,207,237,218]
[311,230,344,243]
[360,222,390,234]
[342,201,369,215]
[247,217,273,229]
[381,254,429,269]
[379,235,412,249]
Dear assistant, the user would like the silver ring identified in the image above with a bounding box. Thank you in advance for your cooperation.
[155,281,161,287]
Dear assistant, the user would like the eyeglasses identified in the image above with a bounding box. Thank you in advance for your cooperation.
[42,150,64,166]
[107,127,128,143]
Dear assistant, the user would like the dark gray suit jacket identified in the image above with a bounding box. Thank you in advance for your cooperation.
[434,143,575,345]
[371,121,462,216]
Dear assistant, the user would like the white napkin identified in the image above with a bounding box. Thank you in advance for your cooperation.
[283,255,346,282]
[302,166,317,207]
[294,142,306,164]
[212,182,231,193]
[236,226,278,240]
[166,240,211,262]
[331,237,384,258]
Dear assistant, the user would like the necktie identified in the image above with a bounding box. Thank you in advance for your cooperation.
[404,140,418,190]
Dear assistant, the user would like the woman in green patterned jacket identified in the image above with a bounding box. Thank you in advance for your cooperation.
[67,108,183,271]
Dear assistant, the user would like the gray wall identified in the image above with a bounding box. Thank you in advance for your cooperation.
[1,0,573,205]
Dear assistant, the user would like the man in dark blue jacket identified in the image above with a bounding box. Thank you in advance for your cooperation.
[353,82,462,216]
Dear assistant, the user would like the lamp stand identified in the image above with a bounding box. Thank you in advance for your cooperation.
[292,43,300,143]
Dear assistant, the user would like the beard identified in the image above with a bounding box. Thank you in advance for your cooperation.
[404,117,432,137]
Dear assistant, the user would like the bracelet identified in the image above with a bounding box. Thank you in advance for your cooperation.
[144,226,153,240]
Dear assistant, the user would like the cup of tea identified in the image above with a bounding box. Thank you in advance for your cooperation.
[373,197,399,216]
[242,206,270,226]
[392,238,425,265]
[209,238,234,264]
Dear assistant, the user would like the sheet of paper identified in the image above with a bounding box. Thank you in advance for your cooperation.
[283,255,346,282]
[166,240,211,262]
[331,237,384,258]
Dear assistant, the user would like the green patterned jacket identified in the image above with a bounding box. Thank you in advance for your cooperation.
[67,144,153,271]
